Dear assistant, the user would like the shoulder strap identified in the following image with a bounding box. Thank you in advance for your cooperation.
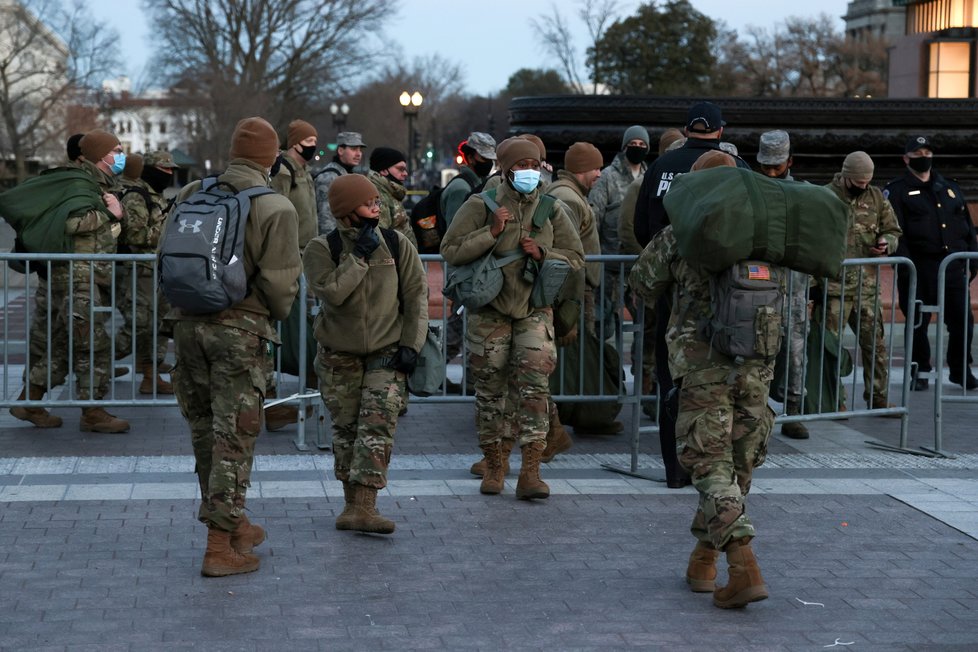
[279,157,298,190]
[326,229,342,266]
[531,194,557,234]
[380,227,404,315]
[479,188,500,214]
[121,185,153,213]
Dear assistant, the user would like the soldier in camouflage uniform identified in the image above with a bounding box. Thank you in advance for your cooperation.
[819,152,902,412]
[168,117,301,576]
[22,130,131,433]
[756,130,811,439]
[367,146,418,248]
[315,131,365,236]
[304,174,428,534]
[629,150,775,609]
[590,125,649,257]
[441,137,584,500]
[117,151,179,395]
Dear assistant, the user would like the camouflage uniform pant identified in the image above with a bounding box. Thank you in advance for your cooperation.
[821,294,889,403]
[781,271,809,404]
[467,307,556,447]
[624,287,656,391]
[29,282,111,400]
[24,278,69,390]
[171,321,271,532]
[315,343,404,489]
[676,363,776,550]
[115,265,170,364]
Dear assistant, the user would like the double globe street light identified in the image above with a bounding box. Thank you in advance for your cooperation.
[399,90,423,178]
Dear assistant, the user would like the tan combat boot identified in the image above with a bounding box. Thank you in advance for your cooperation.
[138,362,173,395]
[347,484,395,534]
[201,528,260,577]
[713,537,768,609]
[470,439,513,477]
[230,514,266,554]
[541,412,573,463]
[685,541,719,592]
[335,481,356,530]
[479,442,505,495]
[9,385,62,428]
[781,399,809,440]
[79,407,130,433]
[515,441,550,500]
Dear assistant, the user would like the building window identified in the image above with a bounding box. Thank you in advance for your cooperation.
[927,40,973,97]
[159,121,167,134]
[910,0,978,32]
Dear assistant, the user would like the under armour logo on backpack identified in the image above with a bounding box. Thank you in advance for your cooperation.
[178,219,203,234]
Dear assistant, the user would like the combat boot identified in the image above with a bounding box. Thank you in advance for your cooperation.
[230,514,265,554]
[713,537,768,609]
[79,407,130,434]
[9,385,62,428]
[264,403,299,431]
[335,481,356,530]
[515,441,549,500]
[781,400,809,439]
[347,484,395,534]
[201,528,260,577]
[138,362,173,395]
[470,439,513,477]
[479,442,506,495]
[685,541,719,592]
[541,415,573,463]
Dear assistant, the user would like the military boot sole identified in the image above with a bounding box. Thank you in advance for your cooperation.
[515,482,550,500]
[80,420,130,434]
[713,584,769,609]
[201,554,260,577]
[686,575,716,593]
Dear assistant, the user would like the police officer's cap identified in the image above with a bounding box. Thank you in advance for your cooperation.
[905,135,932,154]
[685,101,725,133]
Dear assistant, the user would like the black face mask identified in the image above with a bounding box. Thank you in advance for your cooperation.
[473,160,494,178]
[908,156,933,174]
[624,145,648,165]
[299,144,316,161]
[141,166,172,194]
[845,181,867,199]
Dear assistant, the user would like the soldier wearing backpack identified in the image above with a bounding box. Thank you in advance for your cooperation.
[629,150,779,610]
[303,174,428,535]
[166,117,302,577]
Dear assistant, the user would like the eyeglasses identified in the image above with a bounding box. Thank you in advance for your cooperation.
[390,165,408,173]
[362,198,381,208]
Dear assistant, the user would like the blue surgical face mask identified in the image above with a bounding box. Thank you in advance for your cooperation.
[511,169,541,194]
[110,152,126,175]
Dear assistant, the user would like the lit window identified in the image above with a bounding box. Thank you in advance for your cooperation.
[928,41,972,97]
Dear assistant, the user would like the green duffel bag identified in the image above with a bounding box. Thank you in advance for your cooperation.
[664,167,849,280]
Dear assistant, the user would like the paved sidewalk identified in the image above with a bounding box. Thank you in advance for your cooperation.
[2,390,978,650]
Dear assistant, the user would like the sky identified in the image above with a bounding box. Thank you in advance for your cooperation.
[91,0,852,96]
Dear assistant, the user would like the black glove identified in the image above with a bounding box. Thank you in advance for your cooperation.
[390,346,418,375]
[353,224,380,260]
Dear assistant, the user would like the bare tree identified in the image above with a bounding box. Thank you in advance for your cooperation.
[533,0,619,93]
[0,0,119,182]
[145,0,395,168]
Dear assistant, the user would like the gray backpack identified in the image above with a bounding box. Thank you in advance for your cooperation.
[158,177,273,314]
[702,260,785,360]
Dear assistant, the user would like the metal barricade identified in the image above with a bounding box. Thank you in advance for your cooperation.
[930,252,978,457]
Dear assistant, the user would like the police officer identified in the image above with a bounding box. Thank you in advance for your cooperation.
[885,136,978,390]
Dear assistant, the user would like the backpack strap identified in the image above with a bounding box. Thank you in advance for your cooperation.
[380,228,404,315]
[531,194,557,235]
[326,229,342,266]
[120,185,153,214]
[278,157,299,191]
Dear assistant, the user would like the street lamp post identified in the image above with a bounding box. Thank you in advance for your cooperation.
[398,90,423,180]
[329,101,349,137]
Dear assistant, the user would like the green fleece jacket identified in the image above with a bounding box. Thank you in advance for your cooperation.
[440,182,585,320]
[164,159,302,342]
[270,150,318,250]
[303,225,428,356]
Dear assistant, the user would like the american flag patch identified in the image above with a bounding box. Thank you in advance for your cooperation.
[747,264,771,280]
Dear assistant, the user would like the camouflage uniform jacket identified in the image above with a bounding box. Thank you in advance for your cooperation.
[164,159,301,343]
[628,226,778,384]
[441,181,585,320]
[270,151,318,249]
[314,160,348,236]
[548,170,601,288]
[52,160,124,288]
[589,153,646,255]
[368,170,417,248]
[303,226,428,356]
[823,173,902,297]
[119,178,167,267]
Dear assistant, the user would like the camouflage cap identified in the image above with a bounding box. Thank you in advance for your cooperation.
[336,131,365,147]
[465,132,497,160]
[757,130,790,166]
[144,150,178,169]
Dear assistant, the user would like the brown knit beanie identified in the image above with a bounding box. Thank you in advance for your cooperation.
[79,129,120,162]
[564,142,603,174]
[518,134,547,160]
[658,128,685,155]
[287,119,318,148]
[328,174,378,219]
[690,150,736,171]
[496,137,541,173]
[122,153,144,180]
[229,117,279,167]
[842,151,874,182]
